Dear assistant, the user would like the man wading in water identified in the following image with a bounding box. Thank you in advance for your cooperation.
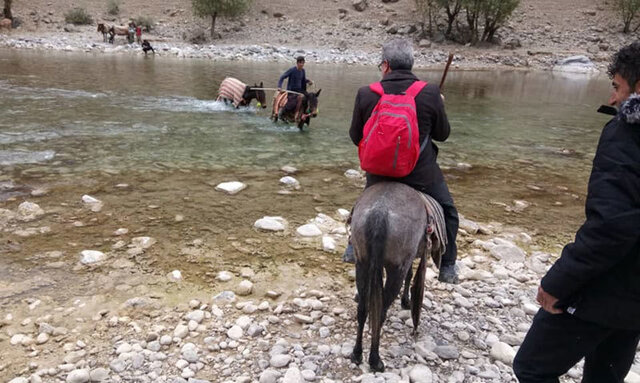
[513,42,640,383]
[343,38,459,284]
[277,56,313,119]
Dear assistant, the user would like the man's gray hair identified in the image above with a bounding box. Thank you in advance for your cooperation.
[382,38,414,71]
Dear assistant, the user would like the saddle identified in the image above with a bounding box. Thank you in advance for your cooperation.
[272,91,302,121]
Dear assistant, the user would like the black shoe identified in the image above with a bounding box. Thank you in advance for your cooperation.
[342,243,355,264]
[438,264,459,284]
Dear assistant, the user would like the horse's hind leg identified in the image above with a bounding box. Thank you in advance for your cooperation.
[401,265,413,310]
[368,266,404,372]
[351,261,368,365]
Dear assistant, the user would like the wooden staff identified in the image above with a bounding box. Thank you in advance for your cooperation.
[439,53,454,91]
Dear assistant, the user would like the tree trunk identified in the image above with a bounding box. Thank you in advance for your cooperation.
[3,0,12,20]
[210,12,217,38]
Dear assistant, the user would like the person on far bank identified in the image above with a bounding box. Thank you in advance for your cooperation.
[513,41,640,383]
[343,38,459,284]
[277,56,313,117]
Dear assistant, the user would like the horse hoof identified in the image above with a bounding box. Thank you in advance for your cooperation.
[369,359,385,372]
[350,352,362,365]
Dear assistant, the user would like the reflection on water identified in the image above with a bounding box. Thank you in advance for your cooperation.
[0,49,614,238]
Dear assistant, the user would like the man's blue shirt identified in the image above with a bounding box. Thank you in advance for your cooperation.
[278,67,307,93]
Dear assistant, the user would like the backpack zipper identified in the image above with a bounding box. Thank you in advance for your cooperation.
[392,136,400,169]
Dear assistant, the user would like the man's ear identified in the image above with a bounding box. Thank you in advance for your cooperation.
[635,81,640,94]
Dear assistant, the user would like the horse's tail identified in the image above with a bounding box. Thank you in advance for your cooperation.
[365,209,388,348]
[410,239,428,332]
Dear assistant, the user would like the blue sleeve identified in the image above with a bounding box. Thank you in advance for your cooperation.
[278,68,293,89]
[302,70,307,93]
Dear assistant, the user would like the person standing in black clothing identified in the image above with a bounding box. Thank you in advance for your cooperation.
[513,42,640,383]
[343,38,459,284]
[277,56,313,116]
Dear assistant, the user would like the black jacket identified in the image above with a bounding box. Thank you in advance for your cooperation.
[349,70,451,191]
[542,94,640,330]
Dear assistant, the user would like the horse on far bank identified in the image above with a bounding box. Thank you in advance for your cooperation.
[271,89,321,130]
[349,182,446,372]
[217,77,267,109]
[97,23,129,43]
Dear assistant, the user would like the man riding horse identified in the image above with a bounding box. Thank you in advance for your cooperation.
[276,56,313,119]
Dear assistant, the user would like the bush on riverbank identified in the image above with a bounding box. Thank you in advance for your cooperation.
[64,7,93,25]
[106,0,120,16]
[133,15,154,31]
[617,0,640,33]
[414,0,520,44]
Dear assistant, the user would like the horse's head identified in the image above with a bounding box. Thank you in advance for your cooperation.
[304,89,321,118]
[97,23,105,33]
[244,83,267,109]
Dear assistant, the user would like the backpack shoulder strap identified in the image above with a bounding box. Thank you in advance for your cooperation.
[369,82,384,96]
[405,80,428,98]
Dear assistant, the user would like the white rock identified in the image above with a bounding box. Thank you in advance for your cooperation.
[66,369,90,383]
[9,379,29,383]
[167,270,182,282]
[409,365,433,383]
[227,325,243,340]
[490,342,517,365]
[281,165,298,174]
[131,237,156,249]
[279,176,300,189]
[523,302,539,315]
[322,236,336,252]
[458,216,479,234]
[174,324,189,339]
[36,333,49,344]
[160,335,172,345]
[79,250,106,265]
[296,224,322,237]
[282,366,304,383]
[185,310,205,324]
[217,271,233,282]
[81,195,103,212]
[215,181,247,195]
[337,208,351,221]
[270,354,291,368]
[259,369,281,383]
[89,368,109,382]
[113,228,128,236]
[254,216,287,231]
[17,202,45,221]
[344,169,362,179]
[181,343,199,363]
[236,280,253,296]
[490,244,525,263]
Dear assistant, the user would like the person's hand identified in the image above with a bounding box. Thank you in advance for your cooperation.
[536,285,563,314]
[307,80,314,86]
[440,93,445,102]
[277,87,282,92]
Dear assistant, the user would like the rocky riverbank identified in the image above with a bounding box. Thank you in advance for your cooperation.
[0,30,616,73]
[2,166,639,383]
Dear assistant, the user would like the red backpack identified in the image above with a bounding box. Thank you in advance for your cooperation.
[358,80,427,177]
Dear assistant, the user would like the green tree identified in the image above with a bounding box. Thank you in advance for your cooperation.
[480,0,519,42]
[191,0,252,38]
[617,0,640,33]
[414,0,441,36]
[3,0,12,19]
[463,0,482,43]
[437,0,463,38]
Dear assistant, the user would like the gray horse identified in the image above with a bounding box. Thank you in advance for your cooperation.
[349,182,444,372]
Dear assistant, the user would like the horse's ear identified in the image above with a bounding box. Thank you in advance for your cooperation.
[316,89,322,97]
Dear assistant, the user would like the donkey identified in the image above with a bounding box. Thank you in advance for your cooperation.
[350,182,445,372]
[97,23,129,44]
[271,90,321,130]
[217,77,267,109]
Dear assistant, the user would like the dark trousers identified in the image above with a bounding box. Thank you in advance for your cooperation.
[514,310,640,383]
[417,180,458,267]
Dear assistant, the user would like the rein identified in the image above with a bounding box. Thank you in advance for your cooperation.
[249,87,304,96]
